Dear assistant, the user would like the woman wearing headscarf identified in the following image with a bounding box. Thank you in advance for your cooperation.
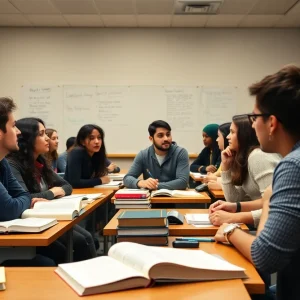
[190,123,221,174]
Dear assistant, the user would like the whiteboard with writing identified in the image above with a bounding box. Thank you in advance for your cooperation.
[20,85,237,154]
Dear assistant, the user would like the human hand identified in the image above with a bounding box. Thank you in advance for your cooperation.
[221,146,235,170]
[30,198,50,208]
[209,200,237,214]
[50,187,66,198]
[138,178,159,190]
[207,181,221,190]
[107,163,116,173]
[209,210,235,226]
[206,165,217,173]
[214,223,229,243]
[100,176,111,184]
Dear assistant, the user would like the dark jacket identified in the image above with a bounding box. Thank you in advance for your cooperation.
[64,147,103,188]
[190,146,221,174]
[8,158,72,199]
[0,158,31,221]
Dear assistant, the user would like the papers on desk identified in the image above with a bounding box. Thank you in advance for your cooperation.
[94,181,123,188]
[185,214,212,225]
[108,174,126,181]
[190,172,207,179]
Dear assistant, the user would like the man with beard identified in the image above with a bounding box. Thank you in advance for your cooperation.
[124,120,189,190]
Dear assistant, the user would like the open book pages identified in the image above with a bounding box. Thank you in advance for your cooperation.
[185,214,212,225]
[151,189,204,198]
[0,267,5,291]
[94,181,123,188]
[21,198,86,220]
[55,242,246,296]
[190,172,207,179]
[0,217,58,233]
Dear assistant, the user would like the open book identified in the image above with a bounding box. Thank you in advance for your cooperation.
[151,189,204,198]
[94,181,123,188]
[0,267,5,291]
[55,242,246,296]
[21,198,86,220]
[0,217,57,233]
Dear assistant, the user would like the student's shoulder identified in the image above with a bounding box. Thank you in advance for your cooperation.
[248,148,281,167]
[69,147,87,157]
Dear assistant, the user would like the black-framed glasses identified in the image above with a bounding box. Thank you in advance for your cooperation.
[247,113,271,124]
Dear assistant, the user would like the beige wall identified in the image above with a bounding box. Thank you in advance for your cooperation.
[0,27,299,169]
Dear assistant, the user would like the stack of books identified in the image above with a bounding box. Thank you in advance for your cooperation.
[116,209,169,246]
[114,189,151,209]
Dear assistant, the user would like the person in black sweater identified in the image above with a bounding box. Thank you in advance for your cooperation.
[64,124,110,188]
[7,118,97,263]
[190,123,221,174]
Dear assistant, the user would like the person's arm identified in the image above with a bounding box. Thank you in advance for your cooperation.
[158,148,189,190]
[0,160,31,221]
[190,149,208,173]
[221,169,246,202]
[123,152,144,189]
[256,186,272,235]
[65,149,102,188]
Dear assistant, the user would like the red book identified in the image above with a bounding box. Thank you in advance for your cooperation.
[115,194,149,199]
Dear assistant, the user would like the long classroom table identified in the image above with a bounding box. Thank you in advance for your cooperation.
[1,268,251,300]
[0,190,115,262]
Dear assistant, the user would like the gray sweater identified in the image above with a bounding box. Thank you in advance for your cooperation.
[123,143,189,190]
[221,148,281,227]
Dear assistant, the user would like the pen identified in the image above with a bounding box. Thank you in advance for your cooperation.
[176,237,215,242]
[146,168,154,178]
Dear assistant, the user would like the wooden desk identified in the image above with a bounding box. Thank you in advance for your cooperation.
[0,190,114,261]
[103,209,248,237]
[111,191,211,204]
[168,237,264,295]
[1,267,251,300]
[209,189,225,199]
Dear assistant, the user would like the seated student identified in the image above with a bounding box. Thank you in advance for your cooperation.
[64,124,110,188]
[7,118,97,262]
[202,122,231,190]
[209,115,281,228]
[57,136,76,173]
[214,65,300,300]
[0,97,55,266]
[190,124,221,174]
[123,120,189,190]
[44,128,59,172]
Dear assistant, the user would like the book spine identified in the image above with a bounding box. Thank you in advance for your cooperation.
[115,194,148,199]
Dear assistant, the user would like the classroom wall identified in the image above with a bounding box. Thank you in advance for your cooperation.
[0,27,299,169]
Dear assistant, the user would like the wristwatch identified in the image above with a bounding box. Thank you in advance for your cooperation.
[223,223,241,244]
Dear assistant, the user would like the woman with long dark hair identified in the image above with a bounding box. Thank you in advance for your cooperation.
[209,115,281,228]
[203,122,231,190]
[7,118,97,263]
[64,124,110,188]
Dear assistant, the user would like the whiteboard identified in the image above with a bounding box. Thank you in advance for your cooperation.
[20,85,237,154]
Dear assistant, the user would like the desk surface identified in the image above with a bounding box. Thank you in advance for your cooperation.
[1,267,251,300]
[111,191,211,204]
[103,209,248,237]
[209,189,225,199]
[0,190,114,247]
[168,237,264,295]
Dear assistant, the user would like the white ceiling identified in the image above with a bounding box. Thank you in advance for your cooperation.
[0,0,299,28]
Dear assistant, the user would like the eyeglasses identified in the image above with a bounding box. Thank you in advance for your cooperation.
[247,113,271,124]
